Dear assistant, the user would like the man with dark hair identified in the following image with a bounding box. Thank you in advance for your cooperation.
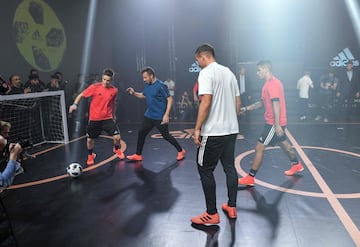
[238,60,303,187]
[47,74,61,91]
[8,75,30,94]
[126,66,186,161]
[191,43,241,225]
[315,68,339,122]
[69,68,124,165]
[24,74,45,93]
[335,60,360,120]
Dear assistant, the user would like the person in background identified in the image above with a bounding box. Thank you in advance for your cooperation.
[24,74,45,93]
[335,60,360,121]
[47,74,61,91]
[8,74,31,94]
[179,90,194,121]
[315,68,338,123]
[296,70,314,120]
[164,78,177,120]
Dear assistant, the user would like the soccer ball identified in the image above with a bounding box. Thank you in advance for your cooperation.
[66,163,83,178]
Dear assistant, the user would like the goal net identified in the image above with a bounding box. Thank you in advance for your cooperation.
[0,91,69,146]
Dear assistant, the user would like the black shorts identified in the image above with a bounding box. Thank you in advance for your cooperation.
[258,124,287,146]
[86,119,120,139]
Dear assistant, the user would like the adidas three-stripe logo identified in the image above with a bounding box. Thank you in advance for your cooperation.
[330,47,359,67]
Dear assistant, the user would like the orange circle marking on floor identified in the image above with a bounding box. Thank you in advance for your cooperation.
[8,136,127,190]
[235,146,360,198]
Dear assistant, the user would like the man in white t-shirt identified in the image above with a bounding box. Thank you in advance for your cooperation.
[297,70,314,120]
[191,43,241,225]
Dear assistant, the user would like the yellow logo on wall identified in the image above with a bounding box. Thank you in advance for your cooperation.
[13,0,66,72]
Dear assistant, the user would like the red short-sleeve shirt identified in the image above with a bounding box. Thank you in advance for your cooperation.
[261,76,287,126]
[82,83,118,121]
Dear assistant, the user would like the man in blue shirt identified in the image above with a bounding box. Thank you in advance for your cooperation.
[126,67,186,161]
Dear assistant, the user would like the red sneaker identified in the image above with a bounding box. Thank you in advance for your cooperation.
[221,203,237,219]
[87,153,96,165]
[126,154,143,161]
[238,174,255,186]
[176,148,186,161]
[113,148,125,159]
[284,162,304,176]
[191,212,220,225]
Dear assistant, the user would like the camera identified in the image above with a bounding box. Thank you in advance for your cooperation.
[18,139,32,149]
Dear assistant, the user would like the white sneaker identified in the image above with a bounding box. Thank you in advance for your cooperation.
[315,115,322,121]
[323,118,328,123]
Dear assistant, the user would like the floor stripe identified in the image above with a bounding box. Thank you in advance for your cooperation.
[8,136,127,190]
[235,147,360,198]
[286,129,360,246]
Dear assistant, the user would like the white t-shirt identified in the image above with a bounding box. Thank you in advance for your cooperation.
[164,79,175,96]
[198,62,240,136]
[297,75,313,99]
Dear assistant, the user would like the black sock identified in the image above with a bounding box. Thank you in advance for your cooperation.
[290,159,299,165]
[88,149,93,155]
[249,169,258,177]
[114,145,120,150]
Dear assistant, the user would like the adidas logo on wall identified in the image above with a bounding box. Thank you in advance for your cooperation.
[330,48,359,67]
[188,61,201,73]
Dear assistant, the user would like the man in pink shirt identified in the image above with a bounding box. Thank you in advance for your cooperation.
[69,68,124,165]
[238,60,303,186]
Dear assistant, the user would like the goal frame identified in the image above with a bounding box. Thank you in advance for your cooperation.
[0,91,69,145]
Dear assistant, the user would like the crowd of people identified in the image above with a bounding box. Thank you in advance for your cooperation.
[293,61,360,123]
[0,69,66,96]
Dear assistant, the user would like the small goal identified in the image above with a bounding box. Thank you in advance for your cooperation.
[0,91,69,146]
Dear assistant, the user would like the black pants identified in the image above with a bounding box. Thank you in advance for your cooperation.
[136,116,182,154]
[298,97,309,117]
[196,134,238,214]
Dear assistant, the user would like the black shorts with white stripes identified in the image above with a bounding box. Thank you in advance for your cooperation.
[258,124,287,146]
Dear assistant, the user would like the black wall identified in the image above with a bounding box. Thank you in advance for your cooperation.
[1,0,359,121]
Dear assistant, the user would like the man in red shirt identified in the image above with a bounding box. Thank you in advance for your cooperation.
[238,60,303,186]
[69,68,124,165]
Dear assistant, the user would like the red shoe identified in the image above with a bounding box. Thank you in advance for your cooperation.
[113,148,125,159]
[238,174,255,186]
[126,154,143,161]
[176,148,186,161]
[87,153,96,165]
[191,212,220,225]
[221,203,237,219]
[284,162,304,176]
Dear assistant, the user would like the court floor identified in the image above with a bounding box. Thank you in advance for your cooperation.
[2,119,360,247]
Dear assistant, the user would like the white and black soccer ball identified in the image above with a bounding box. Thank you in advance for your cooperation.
[66,163,83,178]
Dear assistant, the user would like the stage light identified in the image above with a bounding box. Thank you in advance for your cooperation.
[71,0,98,161]
[345,0,360,46]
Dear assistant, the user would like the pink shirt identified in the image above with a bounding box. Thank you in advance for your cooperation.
[82,83,118,121]
[261,76,287,126]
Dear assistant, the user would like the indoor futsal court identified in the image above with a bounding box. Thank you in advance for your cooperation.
[2,1,360,246]
[2,117,360,247]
